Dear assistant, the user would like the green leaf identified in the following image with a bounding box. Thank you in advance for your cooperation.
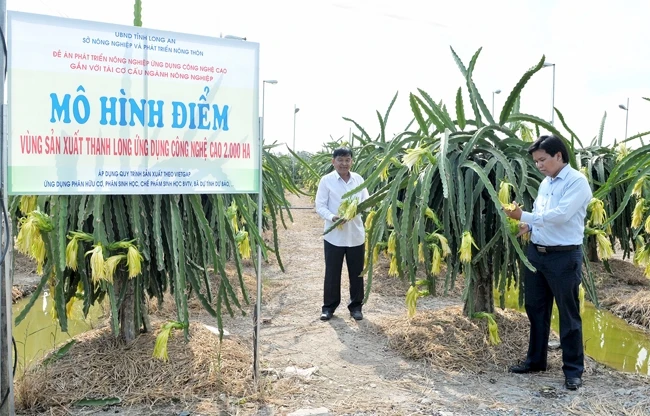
[169,197,189,338]
[342,117,372,144]
[620,130,650,145]
[409,93,429,135]
[152,195,165,271]
[418,89,457,132]
[455,87,466,130]
[554,107,584,148]
[106,283,120,336]
[57,196,69,273]
[383,91,399,130]
[499,55,546,125]
[92,195,108,247]
[437,130,451,199]
[461,160,536,273]
[43,340,76,366]
[133,0,142,27]
[14,267,51,327]
[465,52,494,126]
[75,397,122,406]
[507,113,578,169]
[461,48,484,127]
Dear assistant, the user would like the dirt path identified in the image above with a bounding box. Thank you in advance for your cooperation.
[255,194,433,414]
[225,193,650,416]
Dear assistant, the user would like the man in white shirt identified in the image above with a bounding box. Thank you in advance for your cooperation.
[315,148,369,321]
[504,135,592,391]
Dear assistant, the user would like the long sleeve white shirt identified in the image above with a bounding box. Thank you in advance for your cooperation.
[520,164,592,246]
[315,170,369,247]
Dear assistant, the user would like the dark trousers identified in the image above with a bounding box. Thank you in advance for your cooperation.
[523,244,584,378]
[322,240,365,313]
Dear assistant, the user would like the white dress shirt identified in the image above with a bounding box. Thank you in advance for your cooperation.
[315,170,369,247]
[520,164,592,246]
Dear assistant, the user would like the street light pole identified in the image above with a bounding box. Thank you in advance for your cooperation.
[543,62,556,125]
[492,89,501,117]
[619,97,629,140]
[292,105,300,179]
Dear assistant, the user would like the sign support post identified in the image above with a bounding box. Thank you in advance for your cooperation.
[0,0,16,414]
[253,116,263,382]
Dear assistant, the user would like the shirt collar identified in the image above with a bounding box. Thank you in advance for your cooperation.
[335,171,353,182]
[550,164,570,182]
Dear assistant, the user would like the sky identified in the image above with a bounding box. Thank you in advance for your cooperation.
[7,0,650,154]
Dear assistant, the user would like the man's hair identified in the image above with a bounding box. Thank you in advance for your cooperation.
[332,147,353,159]
[527,135,569,163]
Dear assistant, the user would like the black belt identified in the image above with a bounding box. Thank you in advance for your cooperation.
[533,244,580,253]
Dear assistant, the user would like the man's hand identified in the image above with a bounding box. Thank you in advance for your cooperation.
[504,201,523,221]
[516,222,530,238]
[332,216,347,224]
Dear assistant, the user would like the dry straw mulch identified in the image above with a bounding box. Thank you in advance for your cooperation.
[15,321,254,412]
[147,265,259,319]
[375,305,585,374]
[589,259,650,305]
[611,290,650,331]
[11,286,23,302]
[371,258,464,299]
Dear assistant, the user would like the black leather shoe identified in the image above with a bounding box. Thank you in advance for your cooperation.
[350,310,363,321]
[320,311,333,321]
[565,377,582,390]
[508,363,547,374]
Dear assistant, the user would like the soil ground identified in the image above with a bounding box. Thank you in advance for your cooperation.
[10,193,650,415]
